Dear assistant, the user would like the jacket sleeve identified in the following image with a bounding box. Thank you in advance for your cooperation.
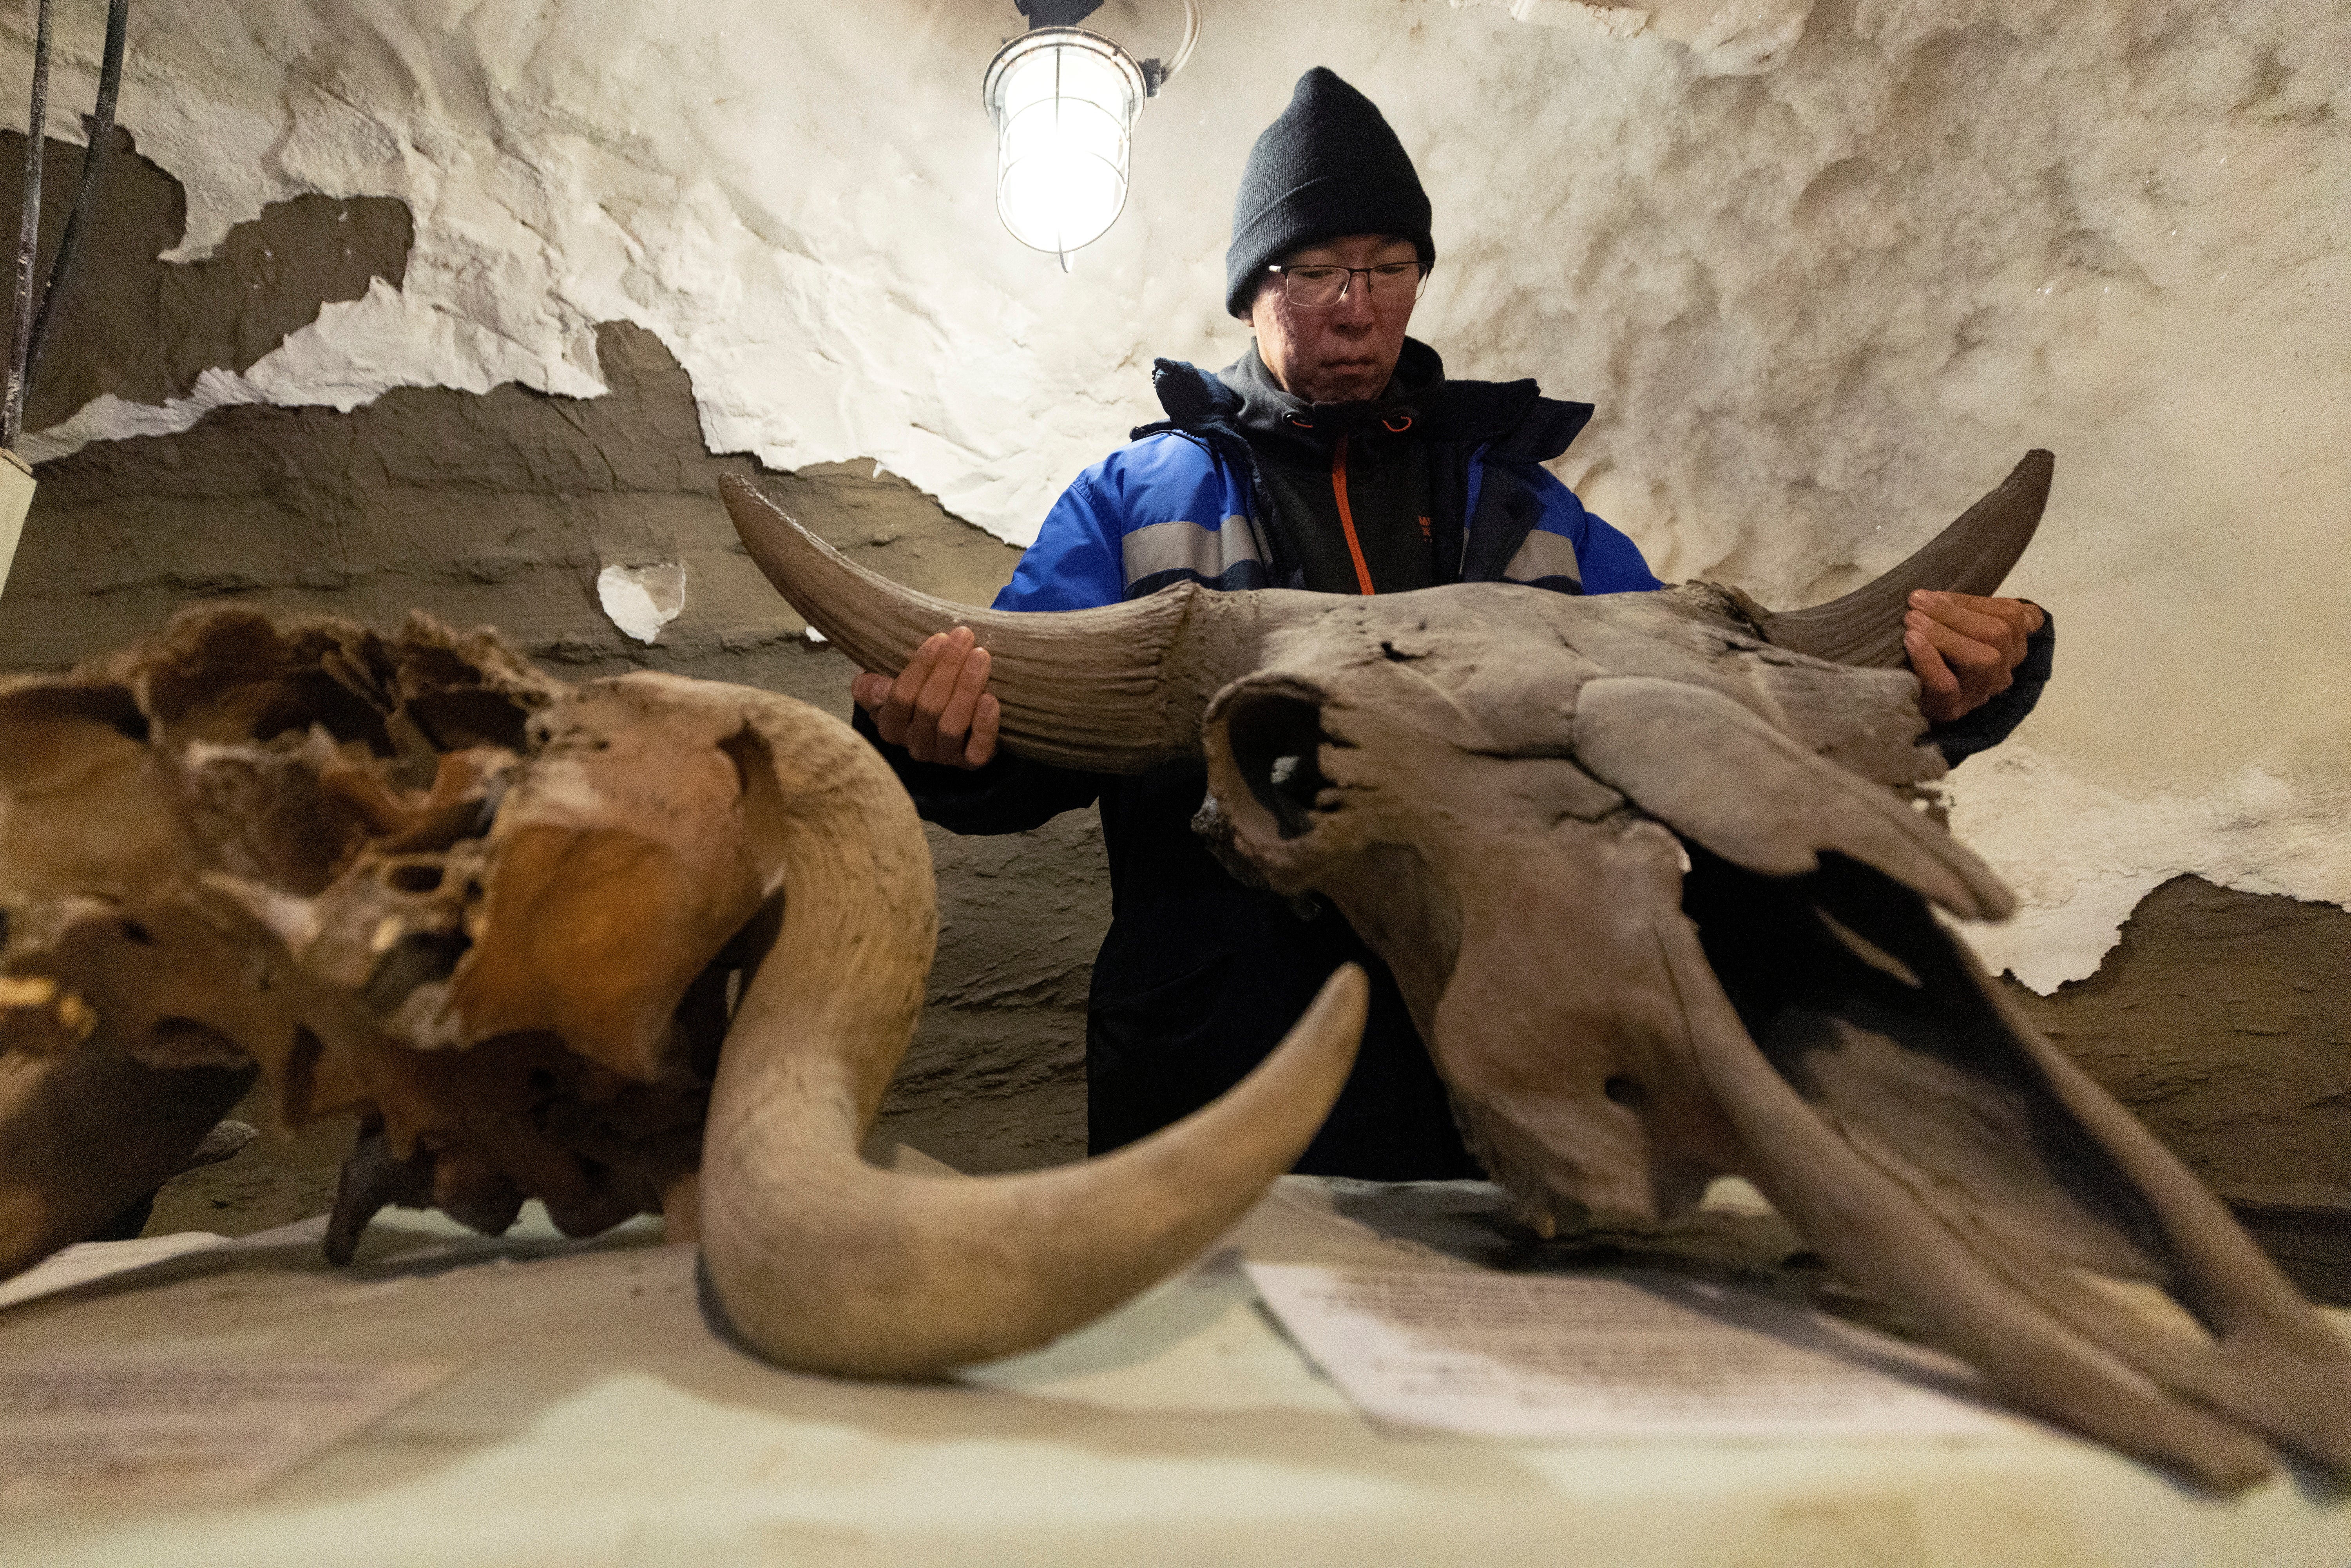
[850,705,1103,835]
[993,465,1130,612]
[1507,460,1666,594]
[1928,609,2056,766]
[847,464,1130,834]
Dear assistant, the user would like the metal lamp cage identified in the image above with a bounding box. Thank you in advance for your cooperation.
[983,27,1148,266]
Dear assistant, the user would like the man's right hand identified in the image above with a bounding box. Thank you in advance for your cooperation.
[850,625,1001,770]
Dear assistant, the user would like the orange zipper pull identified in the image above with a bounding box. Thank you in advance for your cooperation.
[1331,433,1375,596]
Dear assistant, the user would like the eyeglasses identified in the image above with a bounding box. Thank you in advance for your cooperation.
[1264,260,1427,311]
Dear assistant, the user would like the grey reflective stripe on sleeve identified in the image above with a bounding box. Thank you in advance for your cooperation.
[1121,514,1263,590]
[1500,529,1582,587]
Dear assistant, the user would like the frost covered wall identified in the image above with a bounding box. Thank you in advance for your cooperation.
[0,0,2344,993]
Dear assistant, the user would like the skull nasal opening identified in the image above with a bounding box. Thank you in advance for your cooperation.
[1222,690,1331,841]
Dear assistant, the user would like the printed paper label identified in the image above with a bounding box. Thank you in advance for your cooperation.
[0,1358,454,1505]
[1248,1263,2012,1441]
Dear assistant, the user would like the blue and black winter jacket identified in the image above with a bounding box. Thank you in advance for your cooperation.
[996,339,1663,609]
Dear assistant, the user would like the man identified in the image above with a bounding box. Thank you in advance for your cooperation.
[851,68,2052,1177]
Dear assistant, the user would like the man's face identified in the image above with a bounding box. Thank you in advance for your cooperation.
[1249,233,1421,405]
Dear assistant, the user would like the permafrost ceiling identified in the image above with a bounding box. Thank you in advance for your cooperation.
[1,0,2344,988]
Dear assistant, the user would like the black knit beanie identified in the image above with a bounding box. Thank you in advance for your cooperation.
[1224,68,1434,319]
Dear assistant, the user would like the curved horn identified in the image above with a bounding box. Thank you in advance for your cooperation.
[1753,450,2053,668]
[696,691,1366,1376]
[722,474,1275,772]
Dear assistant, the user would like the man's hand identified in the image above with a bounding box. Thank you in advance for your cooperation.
[851,625,1001,770]
[1904,590,2046,725]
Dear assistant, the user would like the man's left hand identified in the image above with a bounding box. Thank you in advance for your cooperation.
[1904,590,2045,724]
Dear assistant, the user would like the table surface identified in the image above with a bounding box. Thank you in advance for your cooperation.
[5,1150,2347,1567]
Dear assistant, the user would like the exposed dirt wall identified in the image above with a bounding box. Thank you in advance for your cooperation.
[2001,876,2351,1302]
[0,130,411,432]
[2008,876,2351,1206]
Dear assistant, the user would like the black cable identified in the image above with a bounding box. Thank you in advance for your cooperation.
[4,0,58,448]
[22,0,129,386]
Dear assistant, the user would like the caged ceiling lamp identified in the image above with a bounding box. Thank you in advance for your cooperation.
[984,0,1199,268]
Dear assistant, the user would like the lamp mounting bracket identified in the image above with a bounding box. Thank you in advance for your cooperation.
[1015,0,1105,27]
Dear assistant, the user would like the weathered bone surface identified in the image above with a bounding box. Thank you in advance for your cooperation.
[0,607,1367,1376]
[726,457,2351,1489]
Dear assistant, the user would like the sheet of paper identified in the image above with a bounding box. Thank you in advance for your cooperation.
[0,1232,232,1313]
[0,445,33,598]
[0,1358,455,1506]
[1247,1263,2015,1441]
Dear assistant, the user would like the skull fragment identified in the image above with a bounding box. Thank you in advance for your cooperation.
[0,607,1366,1376]
[727,454,2351,1489]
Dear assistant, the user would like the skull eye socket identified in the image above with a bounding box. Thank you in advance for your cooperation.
[1222,690,1331,841]
[384,862,446,895]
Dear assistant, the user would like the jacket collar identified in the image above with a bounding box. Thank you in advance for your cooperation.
[1136,337,1593,462]
[1219,339,1440,453]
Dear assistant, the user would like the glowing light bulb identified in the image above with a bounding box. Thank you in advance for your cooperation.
[984,29,1147,263]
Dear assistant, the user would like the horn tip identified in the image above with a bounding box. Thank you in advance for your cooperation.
[1284,963,1369,1052]
[2016,448,2055,492]
[719,473,777,520]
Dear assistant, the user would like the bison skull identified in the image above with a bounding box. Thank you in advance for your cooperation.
[726,455,2351,1489]
[0,607,1366,1376]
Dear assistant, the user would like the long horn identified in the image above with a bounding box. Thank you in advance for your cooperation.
[1752,450,2053,667]
[696,691,1366,1376]
[722,474,1273,773]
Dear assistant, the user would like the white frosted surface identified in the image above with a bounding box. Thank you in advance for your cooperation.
[595,561,687,644]
[2,0,2344,980]
[1952,746,2351,992]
